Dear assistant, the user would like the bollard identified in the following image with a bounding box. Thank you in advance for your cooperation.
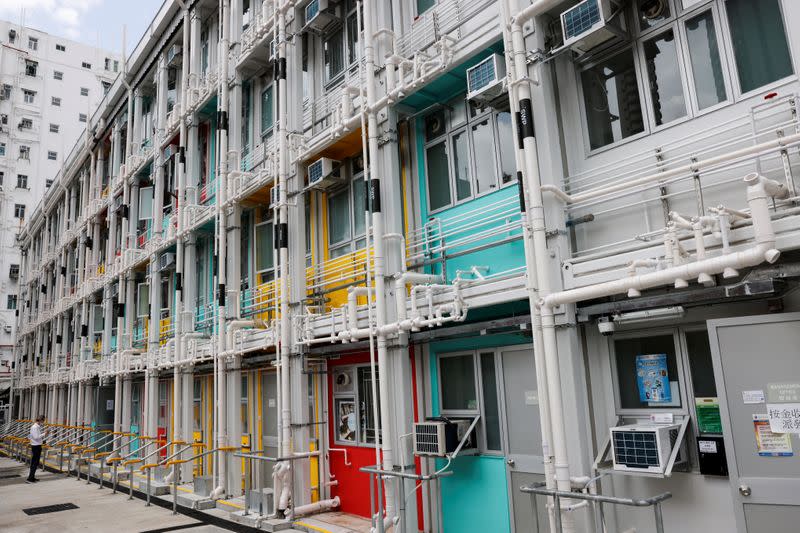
[113,462,118,494]
[146,468,152,506]
[172,463,178,515]
[128,464,134,500]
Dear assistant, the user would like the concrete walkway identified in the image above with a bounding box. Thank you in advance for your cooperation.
[0,457,229,533]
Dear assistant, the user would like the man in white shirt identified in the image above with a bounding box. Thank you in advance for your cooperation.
[27,415,46,483]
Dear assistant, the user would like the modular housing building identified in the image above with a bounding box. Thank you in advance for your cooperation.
[5,0,800,532]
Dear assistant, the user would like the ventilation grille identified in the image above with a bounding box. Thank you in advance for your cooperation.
[308,160,323,183]
[305,0,320,23]
[612,429,659,469]
[414,422,444,456]
[563,0,602,41]
[23,503,79,516]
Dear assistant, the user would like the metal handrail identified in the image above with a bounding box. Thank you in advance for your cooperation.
[234,450,321,517]
[520,482,672,533]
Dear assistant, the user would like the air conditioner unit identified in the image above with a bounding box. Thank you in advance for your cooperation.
[560,0,624,55]
[269,185,280,209]
[466,54,507,103]
[610,423,685,475]
[167,44,183,67]
[159,252,176,271]
[307,157,341,190]
[304,0,338,32]
[413,417,477,457]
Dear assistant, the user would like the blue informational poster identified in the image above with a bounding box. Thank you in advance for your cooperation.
[636,354,671,403]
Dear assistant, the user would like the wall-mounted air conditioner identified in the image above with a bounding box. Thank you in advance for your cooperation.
[610,423,685,475]
[560,0,624,55]
[307,157,341,190]
[413,417,477,457]
[159,252,176,271]
[167,44,183,67]
[269,185,280,209]
[466,54,507,104]
[303,0,338,32]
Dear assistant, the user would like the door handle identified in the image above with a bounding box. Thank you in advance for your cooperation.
[739,484,751,497]
[506,458,515,467]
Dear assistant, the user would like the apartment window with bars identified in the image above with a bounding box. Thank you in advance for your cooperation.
[23,89,35,104]
[52,96,61,106]
[80,87,89,96]
[7,295,17,310]
[53,70,63,80]
[46,179,53,188]
[49,123,59,133]
[82,61,91,69]
[28,37,38,51]
[17,175,28,189]
[56,43,65,52]
[0,144,5,157]
[79,113,87,123]
[1,84,10,100]
[25,60,37,77]
[19,118,32,130]
[14,204,25,219]
[9,264,19,280]
[47,151,57,161]
[19,146,30,160]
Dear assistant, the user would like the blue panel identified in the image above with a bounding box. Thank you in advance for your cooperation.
[563,0,601,40]
[468,58,496,93]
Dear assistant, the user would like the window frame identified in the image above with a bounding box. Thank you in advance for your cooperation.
[51,96,61,107]
[254,216,275,280]
[422,99,516,214]
[436,349,505,455]
[332,363,381,447]
[23,89,35,104]
[16,174,28,189]
[326,157,366,258]
[14,204,26,219]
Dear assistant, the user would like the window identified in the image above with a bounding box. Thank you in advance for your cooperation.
[0,171,3,183]
[80,87,89,96]
[0,144,4,157]
[8,30,15,44]
[19,118,32,130]
[25,60,37,77]
[17,175,28,189]
[578,0,794,150]
[725,0,793,94]
[19,146,30,160]
[9,264,19,279]
[437,350,503,452]
[49,123,59,133]
[23,89,35,104]
[332,364,380,446]
[14,204,25,219]
[46,179,53,188]
[345,0,362,65]
[28,37,38,51]
[255,218,274,279]
[104,57,111,71]
[327,156,366,258]
[82,61,91,69]
[102,81,111,94]
[260,85,274,134]
[56,43,66,52]
[200,26,210,76]
[417,0,436,14]
[323,27,345,83]
[581,49,645,150]
[47,151,57,161]
[1,84,10,100]
[423,96,516,211]
[79,113,87,123]
[7,295,17,310]
[613,333,682,409]
[114,60,119,72]
[51,96,61,106]
[53,70,63,80]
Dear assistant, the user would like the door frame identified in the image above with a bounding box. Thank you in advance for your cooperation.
[707,312,800,532]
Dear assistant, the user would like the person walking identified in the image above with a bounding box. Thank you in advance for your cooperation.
[27,415,47,483]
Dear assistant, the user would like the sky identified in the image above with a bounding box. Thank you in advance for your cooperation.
[0,0,164,56]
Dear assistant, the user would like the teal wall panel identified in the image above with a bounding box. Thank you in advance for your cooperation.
[428,334,531,533]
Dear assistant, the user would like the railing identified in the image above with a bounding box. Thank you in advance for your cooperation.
[396,0,496,58]
[306,247,373,310]
[241,281,278,320]
[520,482,672,533]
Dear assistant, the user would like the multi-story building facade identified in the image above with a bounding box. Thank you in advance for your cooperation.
[0,21,119,404]
[6,1,800,532]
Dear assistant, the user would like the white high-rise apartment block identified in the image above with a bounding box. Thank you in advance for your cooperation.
[0,21,120,399]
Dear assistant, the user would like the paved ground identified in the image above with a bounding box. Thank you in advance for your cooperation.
[0,457,229,533]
